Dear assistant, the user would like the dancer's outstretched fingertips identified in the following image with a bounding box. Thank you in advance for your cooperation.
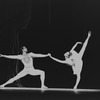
[88,31,91,37]
[0,54,2,57]
[48,53,51,56]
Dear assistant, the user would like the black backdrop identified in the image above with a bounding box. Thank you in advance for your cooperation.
[0,0,99,89]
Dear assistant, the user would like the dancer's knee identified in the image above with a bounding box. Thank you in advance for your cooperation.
[40,71,45,76]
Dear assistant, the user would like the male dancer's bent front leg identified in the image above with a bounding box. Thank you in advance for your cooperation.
[29,69,47,89]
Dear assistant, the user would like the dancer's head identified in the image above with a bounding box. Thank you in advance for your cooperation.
[22,46,28,53]
[64,52,72,59]
[64,52,70,58]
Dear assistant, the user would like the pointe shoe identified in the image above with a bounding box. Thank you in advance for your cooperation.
[73,87,79,93]
[41,85,48,92]
[73,86,77,90]
[74,89,79,94]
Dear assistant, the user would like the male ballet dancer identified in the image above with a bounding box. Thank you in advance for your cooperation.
[0,46,49,89]
[50,31,91,89]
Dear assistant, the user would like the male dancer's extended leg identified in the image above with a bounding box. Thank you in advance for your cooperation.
[0,69,27,87]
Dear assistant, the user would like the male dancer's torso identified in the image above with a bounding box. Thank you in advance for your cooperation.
[21,53,34,68]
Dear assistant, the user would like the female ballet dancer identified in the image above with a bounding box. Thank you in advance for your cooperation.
[50,31,91,89]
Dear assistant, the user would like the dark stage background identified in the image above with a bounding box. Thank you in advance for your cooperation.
[0,0,100,99]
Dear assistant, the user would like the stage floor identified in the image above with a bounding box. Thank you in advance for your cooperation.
[0,87,100,92]
[0,87,100,100]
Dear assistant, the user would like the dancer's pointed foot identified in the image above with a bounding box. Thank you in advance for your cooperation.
[73,87,79,94]
[73,86,77,90]
[41,85,48,92]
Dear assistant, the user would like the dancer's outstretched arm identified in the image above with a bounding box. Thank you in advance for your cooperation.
[0,54,22,60]
[79,31,91,58]
[30,52,49,58]
[50,56,73,66]
[50,55,66,64]
[70,42,82,52]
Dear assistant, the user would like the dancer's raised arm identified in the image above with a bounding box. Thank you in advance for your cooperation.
[0,54,22,60]
[70,42,82,52]
[30,52,49,58]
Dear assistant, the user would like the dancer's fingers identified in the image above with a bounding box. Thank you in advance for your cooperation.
[0,54,2,57]
[0,54,4,57]
[88,31,91,37]
[48,53,51,56]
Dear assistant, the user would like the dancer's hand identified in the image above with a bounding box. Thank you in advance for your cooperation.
[47,53,51,57]
[88,31,91,37]
[0,54,3,57]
